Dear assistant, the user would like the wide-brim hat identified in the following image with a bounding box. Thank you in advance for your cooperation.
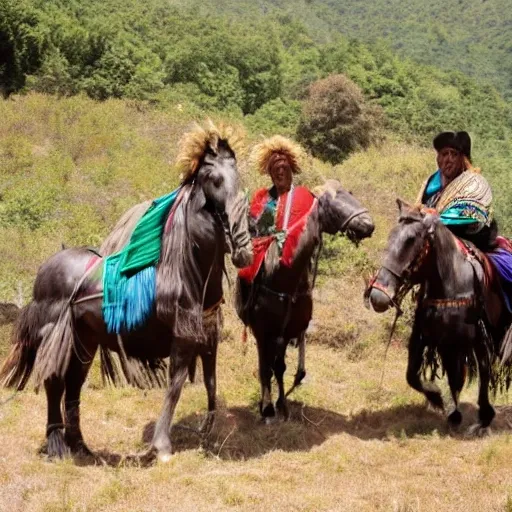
[433,131,471,161]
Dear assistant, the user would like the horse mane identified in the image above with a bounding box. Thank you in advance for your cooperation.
[433,219,468,286]
[176,120,245,180]
[156,183,211,340]
[100,201,152,256]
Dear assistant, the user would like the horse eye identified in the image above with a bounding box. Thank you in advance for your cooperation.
[212,174,223,188]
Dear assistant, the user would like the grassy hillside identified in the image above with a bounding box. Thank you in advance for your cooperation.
[1,93,512,511]
[0,93,429,300]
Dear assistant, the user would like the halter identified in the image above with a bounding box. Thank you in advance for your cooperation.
[365,234,432,314]
[339,207,369,231]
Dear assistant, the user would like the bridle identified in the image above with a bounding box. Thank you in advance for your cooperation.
[252,197,371,325]
[340,207,369,231]
[365,229,432,314]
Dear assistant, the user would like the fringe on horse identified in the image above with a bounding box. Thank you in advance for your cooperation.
[420,317,511,395]
[99,342,167,389]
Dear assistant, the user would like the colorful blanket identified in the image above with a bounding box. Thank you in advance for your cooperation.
[238,185,316,283]
[102,186,182,333]
[418,170,493,232]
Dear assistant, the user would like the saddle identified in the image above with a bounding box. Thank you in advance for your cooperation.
[455,236,512,328]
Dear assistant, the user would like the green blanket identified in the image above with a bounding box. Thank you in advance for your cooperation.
[102,186,182,333]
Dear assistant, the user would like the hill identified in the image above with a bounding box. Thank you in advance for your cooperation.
[185,0,512,101]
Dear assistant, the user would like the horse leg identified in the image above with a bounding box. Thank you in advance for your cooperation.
[256,336,275,421]
[442,348,465,427]
[148,346,193,462]
[43,376,68,458]
[274,339,289,420]
[406,331,444,410]
[469,340,495,434]
[64,333,98,457]
[188,357,197,384]
[295,331,307,386]
[199,342,217,436]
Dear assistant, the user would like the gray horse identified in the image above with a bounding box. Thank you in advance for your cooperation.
[236,180,374,421]
[366,200,512,433]
[0,123,253,462]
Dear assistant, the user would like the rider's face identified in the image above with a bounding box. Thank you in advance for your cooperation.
[437,147,465,183]
[269,159,293,195]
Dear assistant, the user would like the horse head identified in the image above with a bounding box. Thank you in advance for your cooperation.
[315,179,375,242]
[366,199,437,312]
[177,122,253,268]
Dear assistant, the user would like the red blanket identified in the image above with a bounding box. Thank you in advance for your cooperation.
[238,186,316,282]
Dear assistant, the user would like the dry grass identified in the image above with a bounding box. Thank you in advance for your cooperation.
[1,306,512,511]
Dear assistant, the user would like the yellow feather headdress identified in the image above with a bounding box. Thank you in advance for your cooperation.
[175,120,245,181]
[250,135,306,175]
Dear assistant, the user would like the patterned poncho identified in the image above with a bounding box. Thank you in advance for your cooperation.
[417,169,493,234]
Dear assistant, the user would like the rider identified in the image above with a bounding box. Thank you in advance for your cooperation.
[236,135,316,319]
[417,130,496,251]
[418,130,512,310]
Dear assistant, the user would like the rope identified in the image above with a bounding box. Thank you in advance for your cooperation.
[379,307,402,389]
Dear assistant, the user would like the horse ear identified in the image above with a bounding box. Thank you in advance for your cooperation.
[396,198,411,213]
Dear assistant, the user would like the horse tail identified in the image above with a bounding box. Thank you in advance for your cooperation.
[0,300,51,390]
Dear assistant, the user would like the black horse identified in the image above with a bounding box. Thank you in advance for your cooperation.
[366,200,512,433]
[236,180,374,421]
[0,123,253,462]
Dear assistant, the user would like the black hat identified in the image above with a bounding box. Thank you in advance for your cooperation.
[433,131,471,161]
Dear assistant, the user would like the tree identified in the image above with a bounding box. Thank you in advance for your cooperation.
[297,74,383,163]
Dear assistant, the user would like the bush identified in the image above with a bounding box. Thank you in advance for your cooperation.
[297,74,384,163]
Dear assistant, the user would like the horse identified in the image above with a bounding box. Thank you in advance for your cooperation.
[235,180,374,421]
[0,123,253,462]
[365,200,512,433]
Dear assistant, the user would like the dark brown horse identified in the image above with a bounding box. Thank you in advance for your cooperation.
[0,124,253,462]
[366,200,512,433]
[236,180,374,421]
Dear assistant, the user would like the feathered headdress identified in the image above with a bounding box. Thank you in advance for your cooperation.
[250,135,306,175]
[175,120,245,181]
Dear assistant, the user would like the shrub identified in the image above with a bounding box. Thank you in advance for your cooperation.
[297,74,384,163]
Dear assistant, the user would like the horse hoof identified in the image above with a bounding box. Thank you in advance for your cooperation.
[260,401,276,419]
[67,438,94,458]
[467,424,492,437]
[264,416,278,425]
[41,429,70,459]
[425,391,444,410]
[158,452,173,463]
[448,410,463,427]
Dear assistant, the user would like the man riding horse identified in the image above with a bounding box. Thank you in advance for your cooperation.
[236,136,374,421]
[418,131,495,250]
[418,130,512,301]
[367,130,512,431]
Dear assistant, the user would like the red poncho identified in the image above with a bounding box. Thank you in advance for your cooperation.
[238,186,317,282]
